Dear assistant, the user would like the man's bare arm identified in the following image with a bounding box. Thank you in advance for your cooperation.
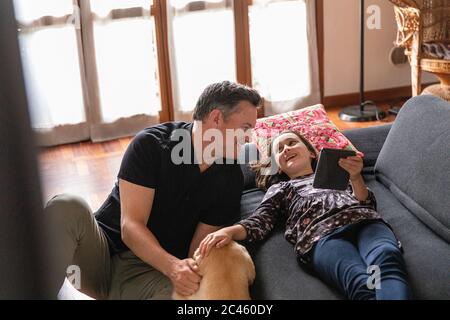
[119,179,201,296]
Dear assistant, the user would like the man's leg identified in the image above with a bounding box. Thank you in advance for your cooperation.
[357,221,411,300]
[312,233,375,300]
[45,194,111,299]
[109,250,173,300]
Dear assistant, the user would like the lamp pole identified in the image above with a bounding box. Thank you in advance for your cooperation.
[339,0,386,122]
[360,0,365,112]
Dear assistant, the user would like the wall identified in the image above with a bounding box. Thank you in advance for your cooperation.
[323,0,435,97]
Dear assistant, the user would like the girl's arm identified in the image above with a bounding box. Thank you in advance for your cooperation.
[349,174,369,201]
[198,224,247,257]
[198,184,286,257]
[237,184,286,242]
[339,156,369,201]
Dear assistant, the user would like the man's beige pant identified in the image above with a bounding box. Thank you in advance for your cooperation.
[45,194,173,300]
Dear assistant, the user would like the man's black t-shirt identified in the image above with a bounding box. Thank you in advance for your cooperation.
[95,122,244,259]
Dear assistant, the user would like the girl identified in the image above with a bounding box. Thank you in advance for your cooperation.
[199,130,411,300]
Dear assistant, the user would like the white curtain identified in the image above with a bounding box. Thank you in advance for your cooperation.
[15,0,321,146]
[14,0,161,146]
[166,0,238,121]
[248,0,321,115]
[14,0,90,146]
[166,0,321,118]
[86,0,161,142]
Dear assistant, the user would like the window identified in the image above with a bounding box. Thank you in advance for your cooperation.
[168,0,237,116]
[14,0,163,145]
[249,0,311,102]
[90,0,161,122]
[14,0,319,145]
[14,0,86,129]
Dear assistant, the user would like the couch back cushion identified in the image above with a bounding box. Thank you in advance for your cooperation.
[239,143,259,190]
[375,95,450,242]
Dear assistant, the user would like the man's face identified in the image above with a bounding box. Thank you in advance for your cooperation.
[218,101,258,160]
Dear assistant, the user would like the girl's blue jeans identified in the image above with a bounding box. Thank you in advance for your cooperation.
[311,220,411,300]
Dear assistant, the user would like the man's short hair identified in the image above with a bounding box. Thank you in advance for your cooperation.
[193,81,262,121]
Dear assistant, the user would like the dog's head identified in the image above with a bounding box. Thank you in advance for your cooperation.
[193,241,255,285]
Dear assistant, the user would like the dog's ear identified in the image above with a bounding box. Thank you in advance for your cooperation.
[247,258,256,285]
[193,246,200,258]
[239,246,256,285]
[193,247,203,265]
[193,247,207,276]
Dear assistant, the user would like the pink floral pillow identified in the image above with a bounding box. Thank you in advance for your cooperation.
[252,104,363,160]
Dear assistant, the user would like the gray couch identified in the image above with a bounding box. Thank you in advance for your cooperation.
[239,95,450,300]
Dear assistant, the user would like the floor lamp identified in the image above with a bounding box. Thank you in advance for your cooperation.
[339,0,386,122]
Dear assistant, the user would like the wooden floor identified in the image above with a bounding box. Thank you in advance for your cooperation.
[38,100,405,211]
[39,137,132,212]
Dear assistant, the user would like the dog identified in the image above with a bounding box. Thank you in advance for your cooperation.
[172,241,255,300]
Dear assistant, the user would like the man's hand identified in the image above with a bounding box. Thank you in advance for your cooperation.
[169,258,201,297]
[339,156,364,181]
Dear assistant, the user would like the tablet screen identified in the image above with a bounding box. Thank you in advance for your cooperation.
[313,148,356,190]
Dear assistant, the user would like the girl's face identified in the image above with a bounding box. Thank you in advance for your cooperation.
[272,133,316,178]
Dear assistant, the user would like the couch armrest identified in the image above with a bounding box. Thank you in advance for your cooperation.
[343,124,392,169]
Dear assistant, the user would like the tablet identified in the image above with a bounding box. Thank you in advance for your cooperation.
[313,148,357,191]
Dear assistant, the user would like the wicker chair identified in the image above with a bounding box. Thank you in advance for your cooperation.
[390,0,450,101]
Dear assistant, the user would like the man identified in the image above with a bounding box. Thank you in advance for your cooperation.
[45,81,261,299]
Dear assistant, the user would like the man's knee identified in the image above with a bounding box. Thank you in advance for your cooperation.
[110,275,173,300]
[109,252,173,300]
[45,194,93,228]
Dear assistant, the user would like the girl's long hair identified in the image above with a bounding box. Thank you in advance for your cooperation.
[251,130,318,191]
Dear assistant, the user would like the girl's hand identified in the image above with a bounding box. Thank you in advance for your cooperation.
[198,229,233,258]
[338,156,363,181]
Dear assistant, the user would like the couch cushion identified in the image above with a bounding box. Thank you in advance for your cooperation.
[239,143,259,190]
[248,227,343,300]
[240,188,265,219]
[343,124,392,168]
[375,95,450,242]
[366,177,450,299]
